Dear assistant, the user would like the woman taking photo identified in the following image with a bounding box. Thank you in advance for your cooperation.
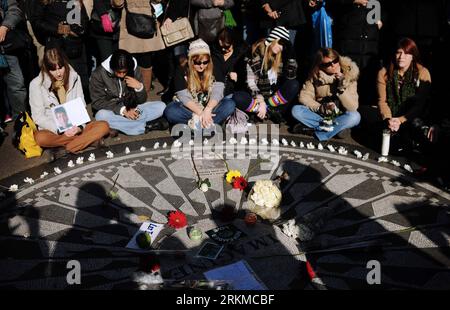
[30,46,110,162]
[232,26,299,123]
[164,39,235,130]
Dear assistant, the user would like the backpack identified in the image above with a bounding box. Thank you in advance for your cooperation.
[13,112,43,158]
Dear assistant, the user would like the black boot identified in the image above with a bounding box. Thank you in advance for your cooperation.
[157,77,172,97]
[145,117,169,133]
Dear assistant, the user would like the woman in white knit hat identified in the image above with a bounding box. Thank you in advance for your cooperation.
[164,39,235,130]
[232,26,299,123]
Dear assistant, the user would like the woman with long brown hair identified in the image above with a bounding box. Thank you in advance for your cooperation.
[164,39,235,129]
[30,46,109,162]
[292,47,361,141]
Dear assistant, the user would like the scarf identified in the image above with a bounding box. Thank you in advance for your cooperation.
[52,80,67,104]
[386,67,418,117]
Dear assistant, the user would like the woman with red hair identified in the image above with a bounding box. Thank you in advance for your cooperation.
[360,37,432,154]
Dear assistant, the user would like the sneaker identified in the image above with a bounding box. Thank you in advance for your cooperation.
[145,117,169,133]
[4,115,12,123]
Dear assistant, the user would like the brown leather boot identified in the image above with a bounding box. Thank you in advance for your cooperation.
[140,67,153,100]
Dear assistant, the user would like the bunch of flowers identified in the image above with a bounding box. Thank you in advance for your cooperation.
[249,180,282,220]
[167,210,188,229]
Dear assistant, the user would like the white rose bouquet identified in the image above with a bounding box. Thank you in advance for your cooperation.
[249,180,282,220]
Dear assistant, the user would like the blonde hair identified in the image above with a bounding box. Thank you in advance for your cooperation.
[252,39,282,76]
[187,54,214,95]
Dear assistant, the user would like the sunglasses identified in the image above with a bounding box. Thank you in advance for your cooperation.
[193,60,210,66]
[320,58,339,68]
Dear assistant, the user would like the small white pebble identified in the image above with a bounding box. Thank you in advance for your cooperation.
[378,157,388,163]
[9,185,19,192]
[404,164,413,173]
[54,167,62,174]
[40,172,49,179]
[282,138,289,146]
[88,153,96,162]
[125,147,131,154]
[318,143,324,150]
[24,177,34,185]
[327,145,336,153]
[290,141,297,147]
[76,157,84,165]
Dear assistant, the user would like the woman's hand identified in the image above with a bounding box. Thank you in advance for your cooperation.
[64,126,81,137]
[388,118,402,132]
[354,0,369,6]
[200,107,215,129]
[256,96,267,120]
[229,72,238,82]
[0,25,9,42]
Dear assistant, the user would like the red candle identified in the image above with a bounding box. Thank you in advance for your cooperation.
[244,212,257,226]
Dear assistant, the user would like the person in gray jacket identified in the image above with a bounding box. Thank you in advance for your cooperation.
[90,49,168,136]
[0,0,27,121]
[191,0,234,43]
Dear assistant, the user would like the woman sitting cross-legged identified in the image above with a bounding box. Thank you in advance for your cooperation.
[90,49,168,136]
[292,48,361,141]
[30,46,110,162]
[232,26,300,123]
[164,39,236,130]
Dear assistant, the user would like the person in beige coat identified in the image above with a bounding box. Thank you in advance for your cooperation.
[292,48,361,141]
[112,0,166,99]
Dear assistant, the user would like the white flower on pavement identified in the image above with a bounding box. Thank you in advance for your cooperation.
[88,153,96,161]
[54,167,62,174]
[106,151,114,158]
[229,138,238,145]
[24,177,34,185]
[67,160,75,168]
[76,157,84,165]
[125,147,131,154]
[203,138,209,145]
[240,137,248,145]
[163,142,167,148]
[140,146,147,152]
[391,160,401,167]
[404,164,413,173]
[362,153,370,161]
[173,140,182,148]
[378,156,388,163]
[327,145,336,153]
[249,138,257,145]
[299,142,305,148]
[306,142,315,150]
[200,183,209,192]
[353,150,363,159]
[261,138,269,145]
[318,143,324,150]
[282,219,300,239]
[338,147,348,155]
[153,142,159,149]
[290,141,296,147]
[189,140,194,146]
[281,138,289,146]
[272,139,279,146]
[9,184,19,192]
[40,172,49,179]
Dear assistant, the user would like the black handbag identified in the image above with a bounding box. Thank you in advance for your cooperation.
[0,29,32,54]
[124,0,157,39]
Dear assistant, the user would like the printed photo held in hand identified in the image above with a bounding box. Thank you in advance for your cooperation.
[51,98,90,133]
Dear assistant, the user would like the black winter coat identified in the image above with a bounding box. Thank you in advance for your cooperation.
[329,0,384,70]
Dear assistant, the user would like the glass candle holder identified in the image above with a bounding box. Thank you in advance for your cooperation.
[188,227,203,241]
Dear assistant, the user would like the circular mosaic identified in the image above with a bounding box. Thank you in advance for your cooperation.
[0,136,449,290]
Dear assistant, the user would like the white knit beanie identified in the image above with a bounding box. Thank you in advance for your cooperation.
[265,26,290,46]
[188,39,211,57]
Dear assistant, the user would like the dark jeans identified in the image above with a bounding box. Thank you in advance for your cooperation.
[2,55,27,119]
[164,97,236,125]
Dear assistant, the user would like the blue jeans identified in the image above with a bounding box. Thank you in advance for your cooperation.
[292,105,361,141]
[2,55,27,119]
[164,97,236,126]
[95,101,166,135]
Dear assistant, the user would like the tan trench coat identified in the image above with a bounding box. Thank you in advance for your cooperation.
[112,0,165,53]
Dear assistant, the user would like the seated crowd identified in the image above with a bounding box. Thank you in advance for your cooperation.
[0,0,448,188]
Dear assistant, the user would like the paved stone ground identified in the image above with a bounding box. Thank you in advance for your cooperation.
[0,128,449,290]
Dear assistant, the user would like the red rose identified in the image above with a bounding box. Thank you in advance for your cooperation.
[232,176,248,191]
[167,210,188,229]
